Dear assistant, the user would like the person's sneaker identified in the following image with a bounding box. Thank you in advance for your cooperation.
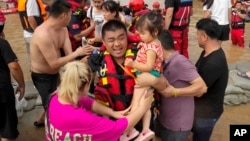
[134,129,155,141]
[119,128,139,141]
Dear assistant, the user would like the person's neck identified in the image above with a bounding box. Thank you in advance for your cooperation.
[46,18,64,31]
[58,96,77,107]
[163,49,175,60]
[115,57,125,65]
[204,40,221,57]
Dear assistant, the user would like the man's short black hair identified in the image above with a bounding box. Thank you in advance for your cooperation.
[196,18,221,40]
[101,20,127,39]
[47,0,72,18]
[158,29,175,50]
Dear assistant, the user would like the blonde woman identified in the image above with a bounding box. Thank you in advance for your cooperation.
[45,61,153,141]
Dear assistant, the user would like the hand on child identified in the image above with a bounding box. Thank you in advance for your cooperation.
[112,107,131,119]
[124,58,134,67]
[137,42,145,49]
[159,84,175,97]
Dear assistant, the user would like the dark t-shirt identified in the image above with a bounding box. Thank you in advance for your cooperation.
[0,38,18,102]
[0,38,17,83]
[195,48,228,118]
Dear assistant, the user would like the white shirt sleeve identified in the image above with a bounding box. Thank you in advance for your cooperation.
[26,0,40,16]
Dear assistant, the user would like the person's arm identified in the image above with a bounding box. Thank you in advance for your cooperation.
[35,29,86,70]
[62,29,73,55]
[8,61,25,100]
[164,7,174,30]
[73,20,95,41]
[203,4,212,18]
[228,0,232,26]
[27,0,40,30]
[28,16,38,30]
[237,10,246,19]
[159,77,207,97]
[125,50,156,72]
[92,101,129,119]
[203,10,211,18]
[136,72,207,97]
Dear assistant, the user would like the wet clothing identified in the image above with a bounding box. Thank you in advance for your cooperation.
[0,39,19,139]
[165,0,192,58]
[31,72,59,110]
[46,94,127,141]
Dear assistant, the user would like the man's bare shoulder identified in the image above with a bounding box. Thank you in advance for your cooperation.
[33,23,50,39]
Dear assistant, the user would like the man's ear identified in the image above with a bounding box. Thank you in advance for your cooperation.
[202,32,208,42]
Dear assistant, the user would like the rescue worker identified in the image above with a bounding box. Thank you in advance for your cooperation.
[67,0,95,52]
[18,0,47,64]
[231,1,246,47]
[164,0,193,58]
[88,20,148,140]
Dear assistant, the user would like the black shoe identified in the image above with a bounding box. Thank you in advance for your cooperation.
[34,121,45,127]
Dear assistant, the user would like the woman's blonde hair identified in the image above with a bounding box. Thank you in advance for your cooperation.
[58,61,92,106]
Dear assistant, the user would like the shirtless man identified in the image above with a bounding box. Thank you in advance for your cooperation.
[30,0,94,126]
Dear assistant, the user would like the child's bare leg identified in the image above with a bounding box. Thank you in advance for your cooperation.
[130,86,150,111]
[142,109,151,132]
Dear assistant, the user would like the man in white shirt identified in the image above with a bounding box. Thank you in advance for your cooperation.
[203,0,232,44]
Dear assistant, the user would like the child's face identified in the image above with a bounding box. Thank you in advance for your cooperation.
[235,3,242,10]
[138,28,155,44]
[92,0,103,9]
[103,8,116,21]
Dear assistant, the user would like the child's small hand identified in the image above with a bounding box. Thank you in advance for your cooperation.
[137,42,145,49]
[124,58,133,67]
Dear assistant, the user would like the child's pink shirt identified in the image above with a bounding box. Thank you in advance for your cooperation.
[46,94,128,141]
[136,43,163,72]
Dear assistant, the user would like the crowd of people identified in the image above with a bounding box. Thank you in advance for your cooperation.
[0,0,250,141]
